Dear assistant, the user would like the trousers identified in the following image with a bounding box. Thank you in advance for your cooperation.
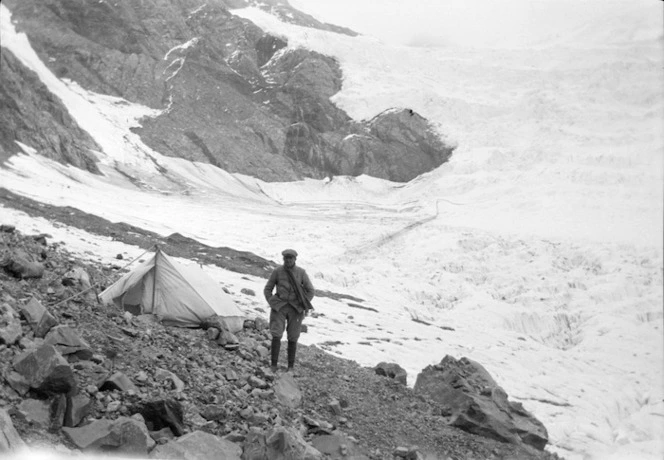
[269,304,304,341]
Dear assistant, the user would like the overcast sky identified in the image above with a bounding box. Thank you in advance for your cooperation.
[289,0,661,48]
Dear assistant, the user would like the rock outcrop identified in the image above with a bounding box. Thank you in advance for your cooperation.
[414,355,549,451]
[0,49,101,171]
[2,0,455,182]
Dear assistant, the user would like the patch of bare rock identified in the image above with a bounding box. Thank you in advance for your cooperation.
[0,225,562,459]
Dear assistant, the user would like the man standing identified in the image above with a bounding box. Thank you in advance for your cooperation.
[264,249,315,373]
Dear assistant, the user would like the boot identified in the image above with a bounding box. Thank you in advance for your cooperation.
[270,338,281,372]
[287,340,297,370]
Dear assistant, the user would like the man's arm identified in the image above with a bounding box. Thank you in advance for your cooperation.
[302,270,315,301]
[264,269,278,301]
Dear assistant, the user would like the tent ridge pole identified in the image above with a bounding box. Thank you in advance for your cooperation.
[152,245,159,312]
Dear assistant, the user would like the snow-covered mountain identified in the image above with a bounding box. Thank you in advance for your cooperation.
[0,0,453,183]
[1,1,662,459]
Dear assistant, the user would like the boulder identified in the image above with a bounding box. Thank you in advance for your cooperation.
[0,303,22,345]
[44,325,93,360]
[50,394,68,431]
[16,398,52,429]
[311,434,369,459]
[98,371,139,393]
[393,446,423,459]
[20,297,58,338]
[373,362,408,385]
[302,415,335,436]
[149,427,175,444]
[274,373,302,408]
[241,428,268,460]
[327,399,342,416]
[0,408,25,452]
[138,399,185,436]
[62,266,96,302]
[154,368,185,392]
[5,371,30,396]
[65,393,92,427]
[216,329,239,347]
[13,395,67,432]
[150,430,241,459]
[13,344,76,395]
[243,426,323,460]
[63,266,92,290]
[413,355,548,450]
[62,416,154,455]
[267,426,323,460]
[1,249,44,279]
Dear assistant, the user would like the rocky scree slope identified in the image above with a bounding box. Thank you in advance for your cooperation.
[0,223,560,460]
[1,0,454,182]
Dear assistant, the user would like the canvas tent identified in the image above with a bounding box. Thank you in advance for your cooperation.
[99,247,245,331]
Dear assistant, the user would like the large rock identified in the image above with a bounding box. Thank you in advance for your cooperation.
[150,430,241,460]
[413,355,548,450]
[5,371,30,396]
[20,297,58,338]
[0,248,45,279]
[62,416,154,455]
[13,344,76,395]
[98,372,139,393]
[154,368,185,392]
[15,395,68,431]
[44,325,93,361]
[65,393,92,428]
[0,303,22,345]
[62,266,96,302]
[311,434,369,460]
[0,408,25,452]
[16,398,52,429]
[274,373,302,408]
[138,399,185,436]
[373,362,408,386]
[242,427,322,460]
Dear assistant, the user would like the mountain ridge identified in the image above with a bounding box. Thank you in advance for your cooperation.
[1,0,454,182]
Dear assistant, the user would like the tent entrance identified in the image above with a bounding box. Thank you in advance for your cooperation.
[120,283,143,316]
[119,271,155,316]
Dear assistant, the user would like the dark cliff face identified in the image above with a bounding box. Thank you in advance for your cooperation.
[0,49,101,171]
[2,0,455,182]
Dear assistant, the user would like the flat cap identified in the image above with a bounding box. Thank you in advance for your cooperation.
[282,249,298,257]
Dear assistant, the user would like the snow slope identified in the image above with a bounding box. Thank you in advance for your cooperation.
[1,1,663,459]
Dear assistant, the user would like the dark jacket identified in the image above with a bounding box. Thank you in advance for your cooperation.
[264,265,315,313]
